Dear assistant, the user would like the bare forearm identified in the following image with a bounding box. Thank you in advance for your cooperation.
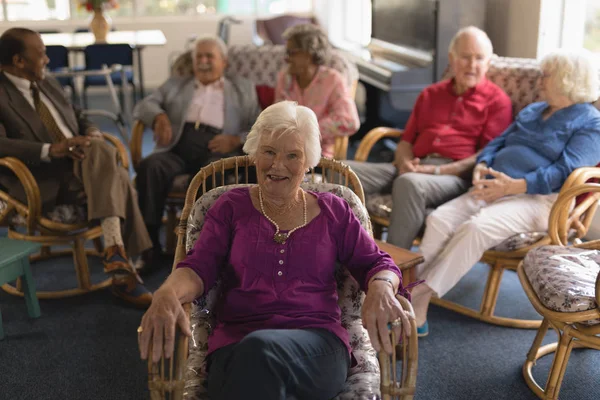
[394,141,414,164]
[368,270,400,294]
[441,153,479,177]
[160,267,205,304]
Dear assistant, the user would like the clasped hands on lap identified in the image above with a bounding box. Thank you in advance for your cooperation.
[152,113,241,153]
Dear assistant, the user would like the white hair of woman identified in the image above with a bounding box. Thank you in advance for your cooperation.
[243,101,322,169]
[448,26,493,58]
[540,49,600,104]
[191,35,228,59]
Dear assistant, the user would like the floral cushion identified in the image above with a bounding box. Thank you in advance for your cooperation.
[365,193,546,252]
[522,245,599,325]
[0,199,87,225]
[183,183,382,400]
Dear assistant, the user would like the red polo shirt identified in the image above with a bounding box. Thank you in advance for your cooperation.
[402,78,513,160]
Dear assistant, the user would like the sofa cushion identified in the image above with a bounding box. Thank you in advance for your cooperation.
[0,199,87,225]
[522,245,599,325]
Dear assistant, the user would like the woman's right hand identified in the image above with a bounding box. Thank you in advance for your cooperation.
[472,162,488,187]
[138,287,192,363]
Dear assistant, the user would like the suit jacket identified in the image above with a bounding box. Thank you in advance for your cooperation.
[133,75,261,153]
[0,72,95,207]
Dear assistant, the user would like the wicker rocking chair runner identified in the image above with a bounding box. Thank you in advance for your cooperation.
[146,157,419,400]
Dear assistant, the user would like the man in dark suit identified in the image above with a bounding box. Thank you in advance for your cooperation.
[0,27,152,307]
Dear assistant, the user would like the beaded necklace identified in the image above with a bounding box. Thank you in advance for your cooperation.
[258,187,307,244]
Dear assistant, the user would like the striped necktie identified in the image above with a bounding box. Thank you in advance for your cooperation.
[30,82,66,143]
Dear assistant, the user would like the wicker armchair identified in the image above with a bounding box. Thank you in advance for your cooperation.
[146,156,419,400]
[354,56,600,328]
[0,133,129,298]
[518,183,600,399]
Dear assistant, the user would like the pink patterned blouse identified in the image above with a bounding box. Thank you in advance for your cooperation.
[275,66,360,158]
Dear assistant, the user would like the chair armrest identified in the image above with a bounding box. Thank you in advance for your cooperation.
[0,157,42,234]
[549,183,600,246]
[333,137,349,160]
[102,133,130,170]
[378,294,418,398]
[354,127,404,162]
[551,167,600,243]
[130,120,145,170]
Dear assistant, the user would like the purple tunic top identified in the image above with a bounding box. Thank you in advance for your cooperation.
[177,187,403,355]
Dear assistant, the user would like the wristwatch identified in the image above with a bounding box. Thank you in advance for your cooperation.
[434,165,441,175]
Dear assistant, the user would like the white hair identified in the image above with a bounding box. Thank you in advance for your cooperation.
[191,35,228,60]
[448,26,493,58]
[540,49,600,103]
[243,101,322,169]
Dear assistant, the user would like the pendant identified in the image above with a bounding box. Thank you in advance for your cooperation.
[273,232,288,244]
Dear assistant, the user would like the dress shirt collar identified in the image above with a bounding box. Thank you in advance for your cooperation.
[447,77,488,98]
[3,71,35,92]
[194,76,225,90]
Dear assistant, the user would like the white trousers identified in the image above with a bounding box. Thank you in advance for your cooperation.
[417,191,558,297]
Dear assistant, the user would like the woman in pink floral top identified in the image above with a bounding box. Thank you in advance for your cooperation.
[275,24,360,159]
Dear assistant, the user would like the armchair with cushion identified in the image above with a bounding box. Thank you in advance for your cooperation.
[0,134,129,298]
[131,44,359,253]
[354,56,600,328]
[518,183,600,399]
[145,156,419,400]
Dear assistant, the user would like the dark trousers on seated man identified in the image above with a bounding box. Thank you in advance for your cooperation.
[136,123,238,253]
[345,156,470,249]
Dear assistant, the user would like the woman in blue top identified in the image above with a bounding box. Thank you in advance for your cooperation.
[409,49,600,333]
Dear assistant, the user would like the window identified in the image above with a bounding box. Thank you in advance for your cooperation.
[584,0,600,52]
[0,0,312,20]
[6,0,70,21]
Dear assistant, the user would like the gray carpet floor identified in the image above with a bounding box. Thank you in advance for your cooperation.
[0,93,598,399]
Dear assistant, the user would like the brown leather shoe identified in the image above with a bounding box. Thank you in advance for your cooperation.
[103,245,132,275]
[111,273,153,308]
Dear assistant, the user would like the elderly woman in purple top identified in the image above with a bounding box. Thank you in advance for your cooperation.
[138,101,411,400]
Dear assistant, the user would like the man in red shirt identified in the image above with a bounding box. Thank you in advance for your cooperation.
[347,26,513,250]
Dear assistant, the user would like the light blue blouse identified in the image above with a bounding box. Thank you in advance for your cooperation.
[476,102,600,194]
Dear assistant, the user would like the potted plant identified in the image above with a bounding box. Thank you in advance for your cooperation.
[79,0,118,42]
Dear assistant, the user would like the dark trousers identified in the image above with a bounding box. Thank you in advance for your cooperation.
[207,328,350,400]
[136,123,225,247]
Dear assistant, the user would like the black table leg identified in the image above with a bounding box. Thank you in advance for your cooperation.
[136,47,145,99]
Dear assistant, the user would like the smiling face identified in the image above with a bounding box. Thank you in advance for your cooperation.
[255,131,307,199]
[193,40,227,85]
[449,32,491,93]
[15,33,49,82]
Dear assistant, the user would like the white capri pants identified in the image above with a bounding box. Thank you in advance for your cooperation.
[417,191,558,297]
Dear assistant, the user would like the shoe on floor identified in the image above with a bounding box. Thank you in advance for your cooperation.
[417,321,429,337]
[111,273,152,308]
[103,245,132,275]
[136,247,167,276]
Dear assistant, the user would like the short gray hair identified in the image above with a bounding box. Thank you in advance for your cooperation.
[282,23,331,65]
[448,26,493,58]
[540,49,600,103]
[191,35,228,60]
[243,101,322,169]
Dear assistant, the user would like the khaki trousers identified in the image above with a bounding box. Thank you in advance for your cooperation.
[71,138,152,257]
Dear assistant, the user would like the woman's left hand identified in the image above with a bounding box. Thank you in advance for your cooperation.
[362,281,412,355]
[471,167,527,203]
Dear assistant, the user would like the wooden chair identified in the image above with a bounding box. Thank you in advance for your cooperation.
[518,183,600,399]
[146,156,418,400]
[353,55,600,328]
[0,134,129,298]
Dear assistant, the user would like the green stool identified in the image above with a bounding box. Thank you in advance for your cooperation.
[0,238,42,340]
